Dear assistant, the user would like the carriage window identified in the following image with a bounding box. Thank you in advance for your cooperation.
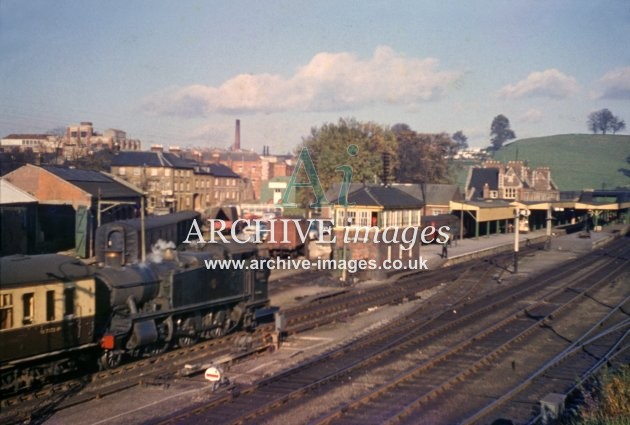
[22,293,34,325]
[1,294,13,329]
[64,288,75,317]
[46,290,55,321]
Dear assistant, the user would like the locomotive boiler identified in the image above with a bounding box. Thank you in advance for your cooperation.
[0,212,270,394]
[94,241,269,368]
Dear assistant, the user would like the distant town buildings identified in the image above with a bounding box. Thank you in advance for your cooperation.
[0,122,141,162]
[64,122,141,158]
[1,119,296,207]
[1,134,59,154]
[188,120,296,200]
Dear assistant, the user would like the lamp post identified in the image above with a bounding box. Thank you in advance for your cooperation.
[460,201,464,244]
[546,206,564,250]
[513,208,530,273]
[341,203,348,284]
[513,210,519,274]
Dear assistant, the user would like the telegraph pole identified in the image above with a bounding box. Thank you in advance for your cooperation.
[513,209,520,274]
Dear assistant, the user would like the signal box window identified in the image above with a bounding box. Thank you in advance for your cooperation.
[46,290,55,321]
[64,288,75,317]
[22,293,34,325]
[1,294,14,329]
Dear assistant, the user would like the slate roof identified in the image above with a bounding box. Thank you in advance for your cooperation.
[2,134,49,140]
[41,165,142,199]
[331,185,424,209]
[111,151,194,168]
[393,183,461,205]
[468,168,499,199]
[195,163,241,178]
[324,182,364,204]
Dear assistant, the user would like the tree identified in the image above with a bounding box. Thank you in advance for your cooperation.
[296,118,398,205]
[489,114,516,151]
[452,130,468,152]
[393,124,455,184]
[587,108,626,134]
[611,116,626,134]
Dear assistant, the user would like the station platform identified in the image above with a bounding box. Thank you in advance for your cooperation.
[415,223,627,271]
[268,224,627,307]
[269,224,628,285]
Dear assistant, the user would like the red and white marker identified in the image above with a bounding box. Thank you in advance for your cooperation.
[204,366,222,382]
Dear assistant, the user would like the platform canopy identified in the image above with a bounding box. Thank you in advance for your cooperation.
[449,200,521,222]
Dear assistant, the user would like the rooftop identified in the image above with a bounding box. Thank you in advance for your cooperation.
[0,178,37,204]
[330,185,424,209]
[41,165,142,199]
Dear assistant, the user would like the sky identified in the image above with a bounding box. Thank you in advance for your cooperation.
[1,1,629,153]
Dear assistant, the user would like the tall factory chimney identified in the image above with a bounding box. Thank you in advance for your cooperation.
[234,119,241,151]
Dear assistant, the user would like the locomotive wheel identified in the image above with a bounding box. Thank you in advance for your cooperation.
[100,351,122,369]
[145,342,169,357]
[209,310,228,338]
[178,318,198,347]
[178,335,198,347]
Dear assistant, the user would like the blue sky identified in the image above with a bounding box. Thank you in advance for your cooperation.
[1,1,629,152]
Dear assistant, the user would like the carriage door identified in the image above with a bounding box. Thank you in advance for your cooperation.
[61,284,80,347]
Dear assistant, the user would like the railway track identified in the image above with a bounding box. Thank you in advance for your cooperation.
[149,237,628,424]
[279,244,542,334]
[0,244,536,424]
[462,295,630,424]
[332,259,628,424]
[0,331,271,424]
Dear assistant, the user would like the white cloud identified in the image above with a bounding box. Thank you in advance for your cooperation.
[498,69,579,99]
[597,66,630,100]
[142,46,461,116]
[519,108,543,123]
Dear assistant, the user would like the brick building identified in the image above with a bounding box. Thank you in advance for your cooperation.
[111,150,250,215]
[0,178,38,255]
[3,164,142,256]
[111,150,194,214]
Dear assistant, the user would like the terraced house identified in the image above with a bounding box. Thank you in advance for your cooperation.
[110,151,249,215]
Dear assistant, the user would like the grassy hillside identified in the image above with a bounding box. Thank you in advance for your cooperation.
[492,134,630,191]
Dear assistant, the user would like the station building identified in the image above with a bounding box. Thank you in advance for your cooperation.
[453,161,630,238]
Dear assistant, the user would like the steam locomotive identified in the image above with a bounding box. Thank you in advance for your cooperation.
[0,213,270,394]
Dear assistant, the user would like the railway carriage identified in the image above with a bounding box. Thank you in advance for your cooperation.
[1,254,97,392]
[1,214,270,395]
